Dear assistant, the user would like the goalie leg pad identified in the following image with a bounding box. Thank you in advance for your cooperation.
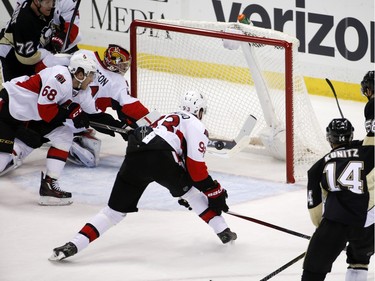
[68,141,96,167]
[68,133,101,167]
[80,131,101,163]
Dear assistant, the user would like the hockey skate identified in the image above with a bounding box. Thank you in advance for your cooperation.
[0,153,23,176]
[217,228,237,244]
[39,172,73,206]
[49,242,77,261]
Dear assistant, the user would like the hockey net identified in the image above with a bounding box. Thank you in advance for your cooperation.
[129,19,328,183]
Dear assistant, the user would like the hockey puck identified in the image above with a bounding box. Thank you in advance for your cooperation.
[215,141,225,150]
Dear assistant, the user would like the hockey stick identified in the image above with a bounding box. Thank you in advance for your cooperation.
[226,211,311,240]
[90,115,257,152]
[208,114,257,155]
[90,121,131,134]
[325,78,345,118]
[90,120,227,149]
[61,0,81,52]
[259,252,306,281]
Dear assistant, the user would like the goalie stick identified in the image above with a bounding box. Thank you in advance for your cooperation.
[61,0,81,52]
[90,114,257,153]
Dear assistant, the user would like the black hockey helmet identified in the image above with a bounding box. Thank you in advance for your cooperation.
[361,71,374,97]
[326,118,354,146]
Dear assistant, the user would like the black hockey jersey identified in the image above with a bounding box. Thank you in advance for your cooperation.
[365,98,374,137]
[307,140,374,227]
[0,0,54,79]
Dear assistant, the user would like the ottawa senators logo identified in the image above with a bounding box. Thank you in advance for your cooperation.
[54,74,66,84]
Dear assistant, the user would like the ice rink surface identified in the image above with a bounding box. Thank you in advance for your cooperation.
[0,95,374,281]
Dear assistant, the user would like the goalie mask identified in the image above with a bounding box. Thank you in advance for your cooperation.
[103,44,131,75]
[179,90,207,118]
[326,118,354,147]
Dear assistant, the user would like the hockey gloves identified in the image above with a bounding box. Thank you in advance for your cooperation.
[204,181,229,215]
[51,17,68,53]
[51,36,65,53]
[67,103,90,129]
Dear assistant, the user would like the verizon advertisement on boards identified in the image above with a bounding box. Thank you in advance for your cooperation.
[1,0,374,88]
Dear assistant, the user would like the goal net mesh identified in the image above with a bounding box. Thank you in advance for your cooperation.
[130,19,329,181]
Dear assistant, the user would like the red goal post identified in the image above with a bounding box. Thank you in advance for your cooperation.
[129,19,327,183]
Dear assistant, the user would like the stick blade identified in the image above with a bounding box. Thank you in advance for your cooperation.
[208,114,257,157]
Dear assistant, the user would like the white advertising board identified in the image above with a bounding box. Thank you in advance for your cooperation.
[0,0,373,87]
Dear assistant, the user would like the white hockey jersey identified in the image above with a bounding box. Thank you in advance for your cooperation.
[151,111,210,182]
[53,0,81,50]
[3,65,74,122]
[74,49,149,121]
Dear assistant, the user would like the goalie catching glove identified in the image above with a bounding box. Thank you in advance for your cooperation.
[203,180,229,215]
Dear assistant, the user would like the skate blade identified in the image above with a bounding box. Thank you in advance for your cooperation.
[38,196,73,206]
[48,251,66,261]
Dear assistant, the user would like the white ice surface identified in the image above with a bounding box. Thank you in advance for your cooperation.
[0,95,373,281]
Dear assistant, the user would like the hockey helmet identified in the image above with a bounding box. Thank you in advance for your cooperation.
[179,90,207,117]
[68,52,97,77]
[326,118,354,146]
[361,71,374,97]
[103,44,131,75]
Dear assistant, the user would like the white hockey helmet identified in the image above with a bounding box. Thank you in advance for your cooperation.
[179,90,207,117]
[68,52,97,77]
